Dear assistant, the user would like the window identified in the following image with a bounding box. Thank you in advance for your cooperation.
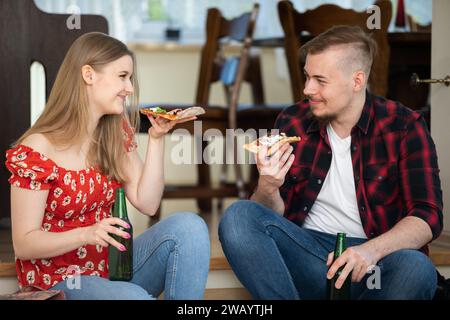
[34,0,432,43]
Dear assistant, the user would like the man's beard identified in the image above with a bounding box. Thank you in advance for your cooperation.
[307,100,337,126]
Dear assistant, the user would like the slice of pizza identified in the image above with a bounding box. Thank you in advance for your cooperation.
[140,106,205,121]
[243,133,301,156]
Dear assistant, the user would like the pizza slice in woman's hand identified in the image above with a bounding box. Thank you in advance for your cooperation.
[140,106,205,121]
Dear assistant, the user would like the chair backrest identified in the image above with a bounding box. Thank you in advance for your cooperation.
[278,0,392,103]
[195,3,261,119]
[407,15,431,32]
[0,0,108,220]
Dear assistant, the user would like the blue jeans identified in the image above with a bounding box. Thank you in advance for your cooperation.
[219,200,437,300]
[51,212,210,300]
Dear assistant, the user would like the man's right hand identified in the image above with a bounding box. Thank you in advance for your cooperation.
[256,143,295,194]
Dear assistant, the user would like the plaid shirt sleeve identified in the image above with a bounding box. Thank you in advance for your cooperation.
[399,115,443,240]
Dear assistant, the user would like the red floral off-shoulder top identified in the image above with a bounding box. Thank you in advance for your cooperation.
[5,144,124,290]
[5,120,137,290]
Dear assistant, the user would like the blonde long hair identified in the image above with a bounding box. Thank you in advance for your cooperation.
[15,32,140,183]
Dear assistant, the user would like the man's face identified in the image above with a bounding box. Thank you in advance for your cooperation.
[303,47,356,121]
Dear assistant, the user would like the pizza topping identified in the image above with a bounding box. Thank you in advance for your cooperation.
[257,133,287,147]
[149,107,167,114]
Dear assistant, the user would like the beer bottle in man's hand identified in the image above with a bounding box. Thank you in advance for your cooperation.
[327,232,351,300]
[108,188,133,281]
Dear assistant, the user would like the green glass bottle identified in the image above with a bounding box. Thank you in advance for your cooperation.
[327,233,351,300]
[108,188,133,281]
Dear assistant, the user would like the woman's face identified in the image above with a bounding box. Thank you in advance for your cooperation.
[86,55,134,117]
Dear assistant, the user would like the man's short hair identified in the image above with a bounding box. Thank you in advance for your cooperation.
[300,25,378,75]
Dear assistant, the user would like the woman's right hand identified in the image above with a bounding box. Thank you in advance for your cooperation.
[82,218,131,251]
[147,114,197,140]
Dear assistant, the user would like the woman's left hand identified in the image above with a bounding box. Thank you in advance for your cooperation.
[147,115,197,139]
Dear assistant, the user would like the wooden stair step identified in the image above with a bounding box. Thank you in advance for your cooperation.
[210,247,450,269]
[158,287,252,300]
[0,262,15,277]
[0,259,231,277]
[0,258,231,278]
[1,246,449,278]
[164,185,239,199]
[204,288,252,300]
[429,244,450,266]
[210,257,232,270]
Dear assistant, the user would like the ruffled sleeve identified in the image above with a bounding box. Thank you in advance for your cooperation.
[5,145,59,190]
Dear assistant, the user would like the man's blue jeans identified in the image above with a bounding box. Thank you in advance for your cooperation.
[218,200,437,300]
[51,212,210,300]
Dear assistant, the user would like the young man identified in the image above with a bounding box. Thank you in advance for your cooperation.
[219,26,443,300]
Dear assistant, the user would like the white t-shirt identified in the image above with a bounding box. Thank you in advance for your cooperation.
[303,124,367,238]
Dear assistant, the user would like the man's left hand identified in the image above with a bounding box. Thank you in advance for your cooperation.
[326,243,379,289]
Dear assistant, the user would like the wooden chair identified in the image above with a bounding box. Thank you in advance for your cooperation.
[407,15,431,32]
[142,4,284,224]
[278,0,392,103]
[0,0,108,223]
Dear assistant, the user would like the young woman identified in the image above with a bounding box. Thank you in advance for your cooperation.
[5,32,210,300]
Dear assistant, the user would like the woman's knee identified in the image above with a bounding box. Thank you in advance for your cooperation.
[118,283,155,300]
[166,212,210,248]
[55,277,154,300]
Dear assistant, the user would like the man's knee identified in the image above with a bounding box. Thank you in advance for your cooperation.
[382,249,437,299]
[219,200,263,239]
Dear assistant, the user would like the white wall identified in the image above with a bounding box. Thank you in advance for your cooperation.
[133,45,292,106]
[431,0,450,234]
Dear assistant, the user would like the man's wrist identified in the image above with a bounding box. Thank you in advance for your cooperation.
[362,239,384,263]
[255,181,279,197]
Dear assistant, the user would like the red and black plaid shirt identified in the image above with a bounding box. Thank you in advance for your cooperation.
[276,92,443,253]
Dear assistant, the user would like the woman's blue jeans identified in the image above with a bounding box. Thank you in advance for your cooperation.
[218,200,437,300]
[51,212,210,300]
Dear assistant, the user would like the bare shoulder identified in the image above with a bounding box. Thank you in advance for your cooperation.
[21,133,54,156]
